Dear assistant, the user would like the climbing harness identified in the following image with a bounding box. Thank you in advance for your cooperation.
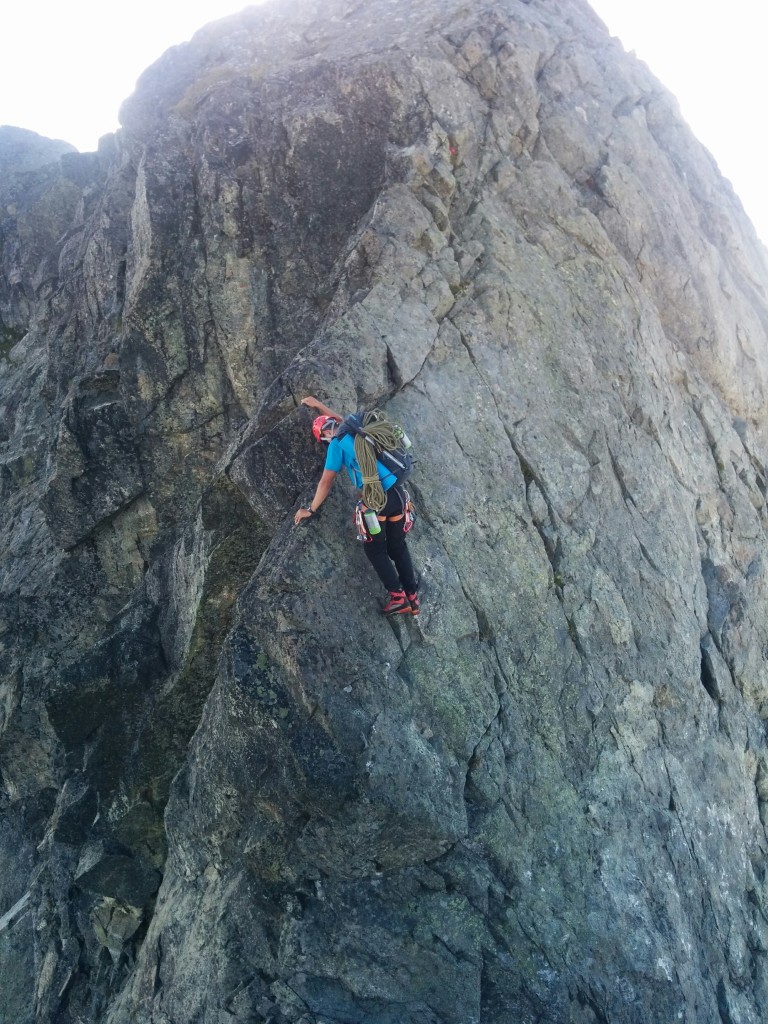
[354,488,415,542]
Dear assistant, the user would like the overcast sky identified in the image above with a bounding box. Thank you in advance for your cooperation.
[588,0,768,245]
[0,1,254,149]
[1,0,766,244]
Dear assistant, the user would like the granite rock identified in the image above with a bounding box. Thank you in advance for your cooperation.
[2,1,768,1022]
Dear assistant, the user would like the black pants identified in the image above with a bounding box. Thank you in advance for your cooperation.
[363,486,417,594]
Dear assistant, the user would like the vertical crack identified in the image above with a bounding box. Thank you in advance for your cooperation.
[454,328,565,591]
[699,640,721,705]
[607,444,637,510]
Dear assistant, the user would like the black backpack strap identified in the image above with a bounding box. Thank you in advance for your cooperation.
[335,411,365,441]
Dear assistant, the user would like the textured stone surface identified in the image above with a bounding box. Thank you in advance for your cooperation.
[3,0,768,1021]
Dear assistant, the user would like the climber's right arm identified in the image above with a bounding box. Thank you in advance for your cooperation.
[301,396,342,421]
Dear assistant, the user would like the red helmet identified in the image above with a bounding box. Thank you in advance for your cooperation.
[312,415,336,442]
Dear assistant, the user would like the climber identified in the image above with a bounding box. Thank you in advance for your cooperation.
[294,395,420,616]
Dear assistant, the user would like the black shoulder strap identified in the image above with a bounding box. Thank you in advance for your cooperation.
[336,411,366,441]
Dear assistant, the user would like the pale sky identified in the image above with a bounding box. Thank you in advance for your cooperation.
[588,0,768,246]
[0,1,766,244]
[0,1,257,149]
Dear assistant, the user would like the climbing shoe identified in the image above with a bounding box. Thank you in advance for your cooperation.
[407,592,420,616]
[381,590,410,615]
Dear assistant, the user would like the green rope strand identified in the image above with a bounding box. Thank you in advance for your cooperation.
[353,409,402,512]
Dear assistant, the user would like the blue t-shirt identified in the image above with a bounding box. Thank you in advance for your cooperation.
[324,432,397,490]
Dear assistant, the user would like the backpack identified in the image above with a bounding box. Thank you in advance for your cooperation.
[337,410,414,483]
[337,409,414,510]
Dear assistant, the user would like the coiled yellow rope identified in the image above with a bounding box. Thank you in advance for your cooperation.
[353,410,402,512]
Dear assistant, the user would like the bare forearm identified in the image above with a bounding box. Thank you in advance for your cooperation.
[295,468,337,524]
[301,395,341,421]
[311,470,336,510]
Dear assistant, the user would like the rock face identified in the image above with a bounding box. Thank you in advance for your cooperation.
[2,0,768,1021]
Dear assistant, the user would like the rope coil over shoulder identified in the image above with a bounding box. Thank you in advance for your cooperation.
[353,410,403,512]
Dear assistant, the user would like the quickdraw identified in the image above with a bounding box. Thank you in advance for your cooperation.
[403,490,416,534]
[354,501,372,543]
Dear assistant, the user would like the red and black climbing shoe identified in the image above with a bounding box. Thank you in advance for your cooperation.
[407,592,420,616]
[381,591,410,615]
